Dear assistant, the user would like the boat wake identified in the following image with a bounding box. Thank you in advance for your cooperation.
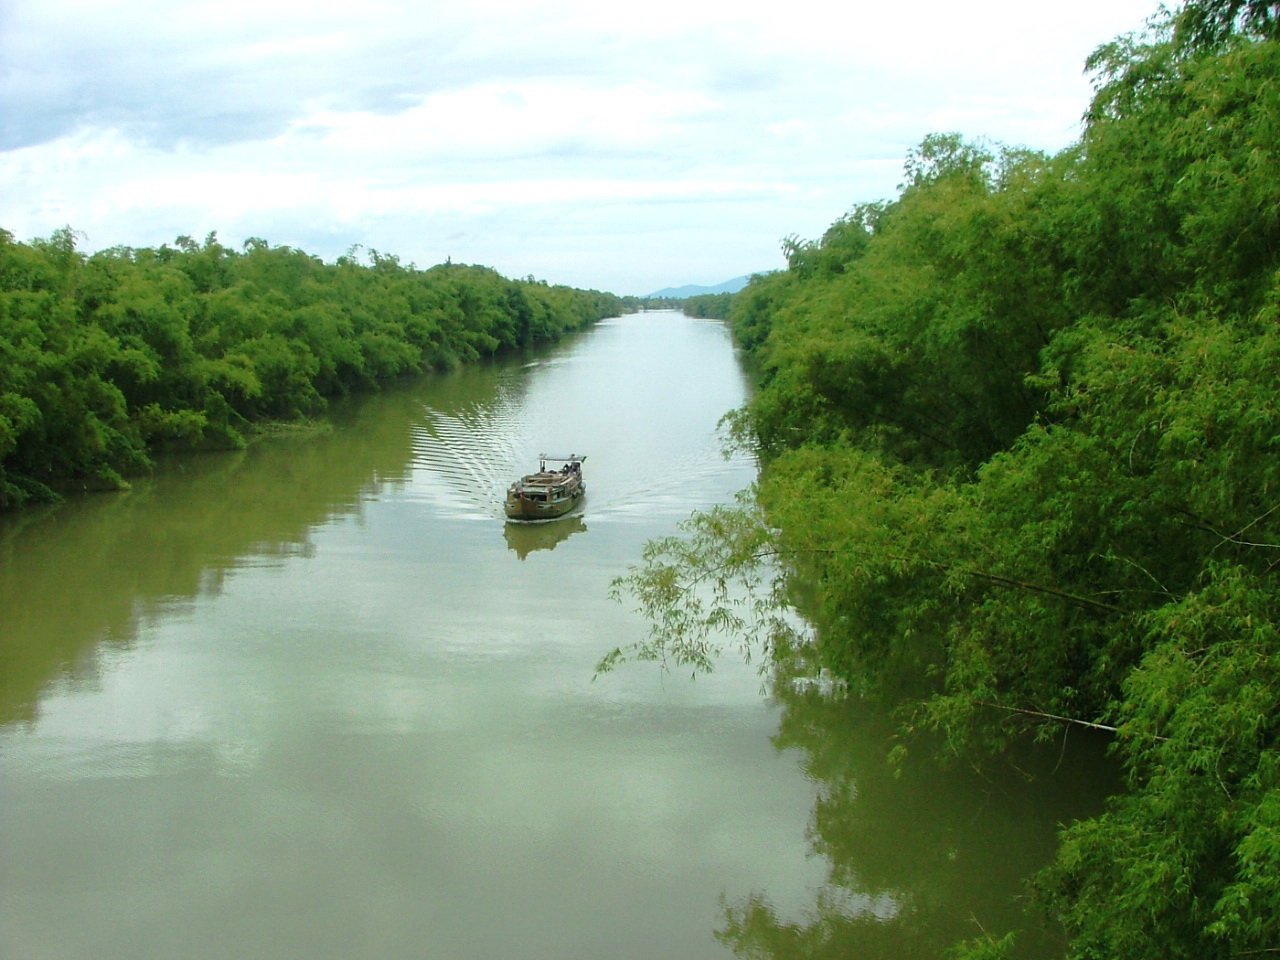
[585,443,756,523]
[408,395,531,520]
[404,370,756,525]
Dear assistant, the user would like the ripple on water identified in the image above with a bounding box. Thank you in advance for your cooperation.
[407,396,755,525]
[408,399,529,520]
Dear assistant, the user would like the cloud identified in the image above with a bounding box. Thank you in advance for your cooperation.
[1,0,1161,293]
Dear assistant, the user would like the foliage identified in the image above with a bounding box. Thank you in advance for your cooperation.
[609,3,1280,956]
[0,229,627,509]
[597,496,801,677]
[682,291,735,319]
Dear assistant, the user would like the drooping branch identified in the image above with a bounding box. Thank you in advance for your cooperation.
[954,565,1126,614]
[798,544,1127,615]
[975,700,1170,742]
[1173,503,1280,554]
[605,509,1129,676]
[978,701,1120,735]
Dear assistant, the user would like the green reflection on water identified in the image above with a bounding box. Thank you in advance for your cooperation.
[719,677,1119,960]
[0,314,1118,960]
[0,358,521,726]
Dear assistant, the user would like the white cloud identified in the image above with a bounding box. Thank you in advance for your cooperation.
[0,0,1162,294]
[293,80,718,161]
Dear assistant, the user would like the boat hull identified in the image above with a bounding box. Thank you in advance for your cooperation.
[504,486,584,521]
[504,455,587,522]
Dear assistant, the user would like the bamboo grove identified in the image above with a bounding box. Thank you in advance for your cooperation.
[0,231,627,509]
[611,2,1280,956]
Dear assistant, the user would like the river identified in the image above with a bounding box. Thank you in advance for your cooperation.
[0,311,1112,959]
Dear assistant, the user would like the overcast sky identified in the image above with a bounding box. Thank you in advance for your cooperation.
[2,0,1161,295]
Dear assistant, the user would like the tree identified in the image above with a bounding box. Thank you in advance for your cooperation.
[607,12,1280,954]
[0,227,631,506]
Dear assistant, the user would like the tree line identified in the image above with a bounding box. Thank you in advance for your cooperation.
[0,230,627,509]
[681,292,734,319]
[608,1,1280,956]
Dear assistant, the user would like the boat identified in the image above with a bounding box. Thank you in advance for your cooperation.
[504,455,587,521]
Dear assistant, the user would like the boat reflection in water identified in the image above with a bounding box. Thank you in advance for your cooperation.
[503,514,587,560]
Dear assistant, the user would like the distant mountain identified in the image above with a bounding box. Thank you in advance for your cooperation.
[645,274,757,299]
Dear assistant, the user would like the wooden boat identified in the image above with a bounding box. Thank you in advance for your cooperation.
[504,455,586,521]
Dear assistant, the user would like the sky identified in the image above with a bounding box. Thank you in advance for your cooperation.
[1,0,1162,296]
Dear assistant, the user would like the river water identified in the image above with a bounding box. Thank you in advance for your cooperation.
[0,311,1112,959]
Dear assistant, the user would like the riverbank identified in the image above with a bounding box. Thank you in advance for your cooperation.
[0,227,630,510]
[625,8,1280,956]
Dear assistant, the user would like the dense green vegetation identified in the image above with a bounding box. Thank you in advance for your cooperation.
[0,230,627,509]
[607,2,1280,956]
[681,291,734,319]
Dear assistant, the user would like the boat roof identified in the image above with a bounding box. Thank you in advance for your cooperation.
[539,453,586,462]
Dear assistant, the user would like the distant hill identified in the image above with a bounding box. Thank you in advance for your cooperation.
[645,274,756,299]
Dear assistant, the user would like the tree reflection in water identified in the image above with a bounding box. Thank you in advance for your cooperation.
[718,667,1117,960]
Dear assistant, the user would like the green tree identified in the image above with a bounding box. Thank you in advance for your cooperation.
[0,227,630,506]
[607,6,1280,956]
